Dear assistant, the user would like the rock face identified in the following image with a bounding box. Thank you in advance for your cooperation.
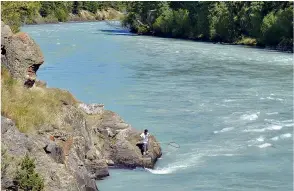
[78,103,105,115]
[33,9,124,24]
[87,110,162,169]
[1,21,162,191]
[95,8,124,21]
[1,21,44,87]
[79,10,96,21]
[1,117,81,191]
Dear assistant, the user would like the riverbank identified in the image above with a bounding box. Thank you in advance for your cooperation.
[132,31,293,53]
[121,2,293,53]
[26,8,124,25]
[24,18,293,53]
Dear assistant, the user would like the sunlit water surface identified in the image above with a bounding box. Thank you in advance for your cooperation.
[23,22,293,191]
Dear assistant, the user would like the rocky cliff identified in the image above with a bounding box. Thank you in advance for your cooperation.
[1,21,161,191]
[31,8,124,25]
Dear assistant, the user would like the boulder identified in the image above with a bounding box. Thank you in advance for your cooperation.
[1,21,12,41]
[87,110,162,169]
[1,21,44,87]
[79,10,96,21]
[43,141,64,164]
[85,159,109,179]
[78,103,104,115]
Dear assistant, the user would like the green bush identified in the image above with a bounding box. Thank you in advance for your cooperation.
[153,9,174,35]
[260,7,293,46]
[16,154,44,191]
[153,8,190,37]
[235,36,257,46]
[171,9,190,37]
[1,147,13,177]
[1,2,40,32]
[55,8,68,22]
[209,2,237,42]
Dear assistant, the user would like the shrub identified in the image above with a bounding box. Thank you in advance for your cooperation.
[137,25,149,34]
[260,7,293,46]
[1,2,40,32]
[171,9,190,38]
[153,8,174,35]
[1,147,14,177]
[16,154,44,191]
[55,8,68,22]
[236,36,257,45]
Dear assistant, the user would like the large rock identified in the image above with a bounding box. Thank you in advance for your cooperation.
[1,117,78,191]
[2,114,104,191]
[87,110,162,169]
[1,21,44,87]
[78,103,104,115]
[37,104,109,188]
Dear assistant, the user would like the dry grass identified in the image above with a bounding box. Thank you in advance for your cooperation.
[235,36,257,46]
[1,67,78,133]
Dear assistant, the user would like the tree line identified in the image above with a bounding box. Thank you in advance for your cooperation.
[122,1,293,50]
[1,1,126,32]
[1,1,292,50]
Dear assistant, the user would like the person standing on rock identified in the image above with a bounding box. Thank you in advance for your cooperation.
[140,129,149,155]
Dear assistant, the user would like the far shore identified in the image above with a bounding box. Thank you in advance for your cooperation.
[24,20,293,53]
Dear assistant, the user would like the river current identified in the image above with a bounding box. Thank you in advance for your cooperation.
[23,21,293,191]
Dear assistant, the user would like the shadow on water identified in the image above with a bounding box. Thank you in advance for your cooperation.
[97,29,137,36]
[99,29,129,34]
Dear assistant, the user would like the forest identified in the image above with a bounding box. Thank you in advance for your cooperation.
[1,1,293,50]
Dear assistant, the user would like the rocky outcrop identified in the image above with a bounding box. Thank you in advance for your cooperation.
[95,8,124,21]
[78,103,105,115]
[1,21,44,87]
[1,117,80,191]
[1,21,162,191]
[31,9,124,24]
[78,10,96,21]
[1,106,161,190]
[86,110,162,169]
[68,9,123,22]
[1,105,106,191]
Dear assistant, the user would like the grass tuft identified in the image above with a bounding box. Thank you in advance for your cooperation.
[1,66,78,133]
[235,36,257,46]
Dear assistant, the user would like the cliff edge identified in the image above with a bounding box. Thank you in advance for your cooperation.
[1,21,162,191]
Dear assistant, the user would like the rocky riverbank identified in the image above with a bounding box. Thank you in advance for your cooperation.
[1,21,162,191]
[28,8,124,25]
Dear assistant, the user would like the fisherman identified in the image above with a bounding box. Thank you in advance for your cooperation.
[140,129,149,155]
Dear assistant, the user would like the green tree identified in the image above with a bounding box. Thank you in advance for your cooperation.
[39,1,54,17]
[153,8,174,36]
[72,1,81,14]
[260,6,293,46]
[1,2,40,32]
[16,154,44,191]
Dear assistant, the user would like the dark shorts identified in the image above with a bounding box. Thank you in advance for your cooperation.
[136,142,148,155]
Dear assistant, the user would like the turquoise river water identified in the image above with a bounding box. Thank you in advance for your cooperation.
[23,22,293,191]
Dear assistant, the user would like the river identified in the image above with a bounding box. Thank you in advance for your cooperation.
[22,21,293,191]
